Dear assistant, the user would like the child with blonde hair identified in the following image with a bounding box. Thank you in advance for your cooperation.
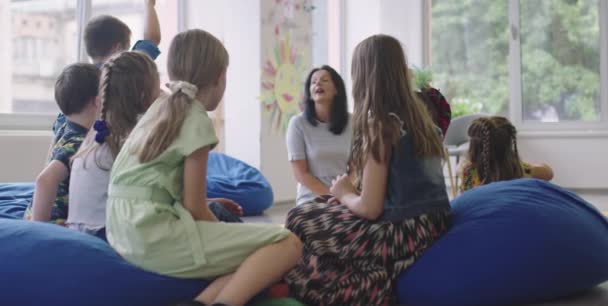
[68,51,242,241]
[105,29,301,306]
[459,116,553,192]
[285,34,451,305]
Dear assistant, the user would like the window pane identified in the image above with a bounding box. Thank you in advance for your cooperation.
[520,0,600,122]
[0,0,77,114]
[91,0,178,86]
[431,0,509,117]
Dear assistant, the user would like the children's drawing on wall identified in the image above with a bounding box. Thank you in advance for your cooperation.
[260,0,312,132]
[260,33,307,131]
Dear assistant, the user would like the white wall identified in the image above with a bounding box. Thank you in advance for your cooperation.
[518,132,608,210]
[343,0,424,108]
[518,132,608,189]
[379,0,423,67]
[222,0,262,169]
[0,131,51,182]
[312,0,328,67]
[343,0,380,108]
[260,119,297,202]
[185,0,224,38]
[186,0,262,169]
[188,0,300,203]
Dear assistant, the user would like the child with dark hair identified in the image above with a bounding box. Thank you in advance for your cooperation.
[459,116,554,192]
[417,87,451,138]
[53,0,162,132]
[411,68,451,138]
[286,65,352,205]
[84,0,161,66]
[25,63,100,224]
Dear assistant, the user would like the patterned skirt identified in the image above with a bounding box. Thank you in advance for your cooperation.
[285,203,450,306]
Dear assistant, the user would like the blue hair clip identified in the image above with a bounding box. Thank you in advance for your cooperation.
[93,119,109,144]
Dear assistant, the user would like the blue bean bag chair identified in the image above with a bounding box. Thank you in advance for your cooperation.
[0,219,208,306]
[396,179,608,306]
[207,152,274,215]
[0,153,273,219]
[0,182,33,219]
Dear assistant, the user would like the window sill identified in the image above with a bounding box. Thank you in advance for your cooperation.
[0,129,53,137]
[0,113,56,131]
[518,130,608,139]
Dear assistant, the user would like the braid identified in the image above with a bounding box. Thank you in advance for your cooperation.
[507,122,524,178]
[479,118,493,184]
[92,61,113,146]
[99,61,114,122]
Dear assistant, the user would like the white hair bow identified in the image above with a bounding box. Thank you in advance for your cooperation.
[166,81,198,99]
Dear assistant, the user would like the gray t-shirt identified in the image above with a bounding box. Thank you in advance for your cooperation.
[67,143,114,228]
[286,113,353,205]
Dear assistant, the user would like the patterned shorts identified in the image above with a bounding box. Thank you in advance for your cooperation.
[285,203,450,306]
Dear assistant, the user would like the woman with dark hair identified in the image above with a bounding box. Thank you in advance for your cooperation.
[286,65,352,205]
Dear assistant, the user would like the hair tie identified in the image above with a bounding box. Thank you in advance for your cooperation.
[166,81,198,100]
[93,119,109,144]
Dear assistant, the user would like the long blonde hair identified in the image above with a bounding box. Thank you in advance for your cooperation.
[467,116,523,185]
[132,29,229,163]
[73,51,158,169]
[349,35,444,183]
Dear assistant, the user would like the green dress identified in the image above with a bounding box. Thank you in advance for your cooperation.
[106,99,290,278]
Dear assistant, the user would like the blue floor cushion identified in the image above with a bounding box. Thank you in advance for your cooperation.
[207,152,274,215]
[0,182,33,219]
[397,179,608,306]
[0,219,208,306]
[0,153,273,219]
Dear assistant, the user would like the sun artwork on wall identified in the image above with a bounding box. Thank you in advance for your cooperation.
[260,33,306,131]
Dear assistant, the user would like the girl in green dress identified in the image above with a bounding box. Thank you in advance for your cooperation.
[106,29,302,306]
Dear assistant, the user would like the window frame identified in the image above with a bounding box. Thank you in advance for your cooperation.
[1,0,183,131]
[425,0,608,132]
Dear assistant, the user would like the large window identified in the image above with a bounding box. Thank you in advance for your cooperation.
[431,0,607,127]
[520,0,600,122]
[91,0,178,85]
[0,0,178,121]
[430,0,509,117]
[1,0,77,114]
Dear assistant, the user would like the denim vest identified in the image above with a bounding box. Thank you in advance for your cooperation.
[381,116,450,221]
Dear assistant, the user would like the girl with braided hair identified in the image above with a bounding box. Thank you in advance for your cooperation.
[459,116,554,192]
[67,51,160,240]
[67,50,242,242]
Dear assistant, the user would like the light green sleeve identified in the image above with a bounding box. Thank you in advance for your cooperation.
[176,103,219,157]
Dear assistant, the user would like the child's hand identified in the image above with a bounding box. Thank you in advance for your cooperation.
[327,196,341,205]
[208,198,243,216]
[330,174,357,200]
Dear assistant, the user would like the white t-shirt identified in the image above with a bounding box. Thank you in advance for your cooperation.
[286,113,353,205]
[67,143,114,228]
